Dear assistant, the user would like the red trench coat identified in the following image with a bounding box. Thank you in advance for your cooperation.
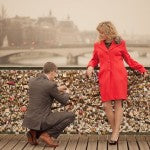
[88,40,146,102]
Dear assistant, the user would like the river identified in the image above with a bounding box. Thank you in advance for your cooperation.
[0,47,150,67]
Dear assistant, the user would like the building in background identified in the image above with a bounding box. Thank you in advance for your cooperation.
[1,11,96,48]
[56,15,83,46]
[1,11,150,48]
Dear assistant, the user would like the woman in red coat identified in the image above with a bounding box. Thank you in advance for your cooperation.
[86,21,148,144]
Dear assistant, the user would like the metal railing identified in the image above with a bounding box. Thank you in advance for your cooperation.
[0,66,150,70]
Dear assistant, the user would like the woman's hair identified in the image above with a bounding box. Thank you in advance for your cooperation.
[96,21,121,43]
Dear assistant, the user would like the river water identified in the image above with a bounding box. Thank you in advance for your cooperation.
[0,47,150,67]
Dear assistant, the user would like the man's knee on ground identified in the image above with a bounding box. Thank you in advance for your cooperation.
[67,112,75,122]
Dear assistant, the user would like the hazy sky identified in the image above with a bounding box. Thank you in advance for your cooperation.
[0,0,150,35]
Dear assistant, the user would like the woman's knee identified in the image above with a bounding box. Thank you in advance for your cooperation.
[115,100,123,107]
[114,100,123,111]
[103,101,112,110]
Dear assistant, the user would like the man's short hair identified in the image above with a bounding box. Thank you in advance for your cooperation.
[43,62,57,74]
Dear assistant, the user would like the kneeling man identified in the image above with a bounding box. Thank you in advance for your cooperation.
[23,62,75,147]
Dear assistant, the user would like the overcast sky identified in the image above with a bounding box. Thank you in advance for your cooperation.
[0,0,150,35]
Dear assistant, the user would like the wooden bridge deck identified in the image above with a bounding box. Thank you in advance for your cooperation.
[0,134,149,150]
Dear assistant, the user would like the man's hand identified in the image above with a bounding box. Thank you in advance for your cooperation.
[86,66,94,78]
[57,85,67,92]
[58,85,70,94]
[65,89,70,94]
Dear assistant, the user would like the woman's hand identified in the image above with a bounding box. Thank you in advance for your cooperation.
[86,66,94,78]
[143,71,149,78]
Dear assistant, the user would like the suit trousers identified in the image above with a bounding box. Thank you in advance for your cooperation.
[36,111,75,138]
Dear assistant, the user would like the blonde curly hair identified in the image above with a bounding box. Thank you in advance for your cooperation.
[97,21,121,43]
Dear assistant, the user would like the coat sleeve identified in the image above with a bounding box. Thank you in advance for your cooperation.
[49,82,69,105]
[121,41,146,73]
[87,43,99,68]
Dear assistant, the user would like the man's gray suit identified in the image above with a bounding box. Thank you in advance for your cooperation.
[23,74,75,138]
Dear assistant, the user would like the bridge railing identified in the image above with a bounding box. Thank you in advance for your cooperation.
[0,67,150,134]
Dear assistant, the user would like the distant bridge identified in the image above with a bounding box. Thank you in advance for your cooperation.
[0,45,150,65]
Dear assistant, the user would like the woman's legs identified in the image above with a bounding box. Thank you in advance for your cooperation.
[103,101,115,131]
[111,100,123,141]
[103,100,123,141]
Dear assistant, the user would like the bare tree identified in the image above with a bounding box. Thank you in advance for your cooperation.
[0,5,7,47]
[0,5,7,19]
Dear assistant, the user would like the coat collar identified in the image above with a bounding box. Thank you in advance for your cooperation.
[98,40,121,51]
[37,73,49,80]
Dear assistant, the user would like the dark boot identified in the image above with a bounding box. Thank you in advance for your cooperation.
[26,130,38,145]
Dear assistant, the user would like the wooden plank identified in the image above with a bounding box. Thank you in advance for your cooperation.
[99,135,108,141]
[2,134,24,150]
[97,141,107,150]
[0,134,149,150]
[33,141,45,150]
[43,146,54,150]
[65,134,79,150]
[147,142,150,149]
[127,135,139,150]
[145,135,150,148]
[0,134,7,138]
[136,135,146,141]
[55,134,69,150]
[87,135,98,150]
[43,147,54,150]
[137,141,149,150]
[76,135,88,150]
[145,135,150,141]
[23,143,35,150]
[118,141,128,150]
[119,135,127,141]
[97,134,107,150]
[0,134,15,149]
[127,135,137,141]
[117,134,128,150]
[0,134,7,141]
[135,134,149,150]
[12,135,28,150]
[13,140,28,150]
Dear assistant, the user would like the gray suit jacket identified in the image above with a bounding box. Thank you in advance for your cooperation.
[22,74,69,130]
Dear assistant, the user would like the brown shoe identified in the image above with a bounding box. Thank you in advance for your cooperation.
[51,137,59,144]
[26,130,38,145]
[40,132,59,147]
